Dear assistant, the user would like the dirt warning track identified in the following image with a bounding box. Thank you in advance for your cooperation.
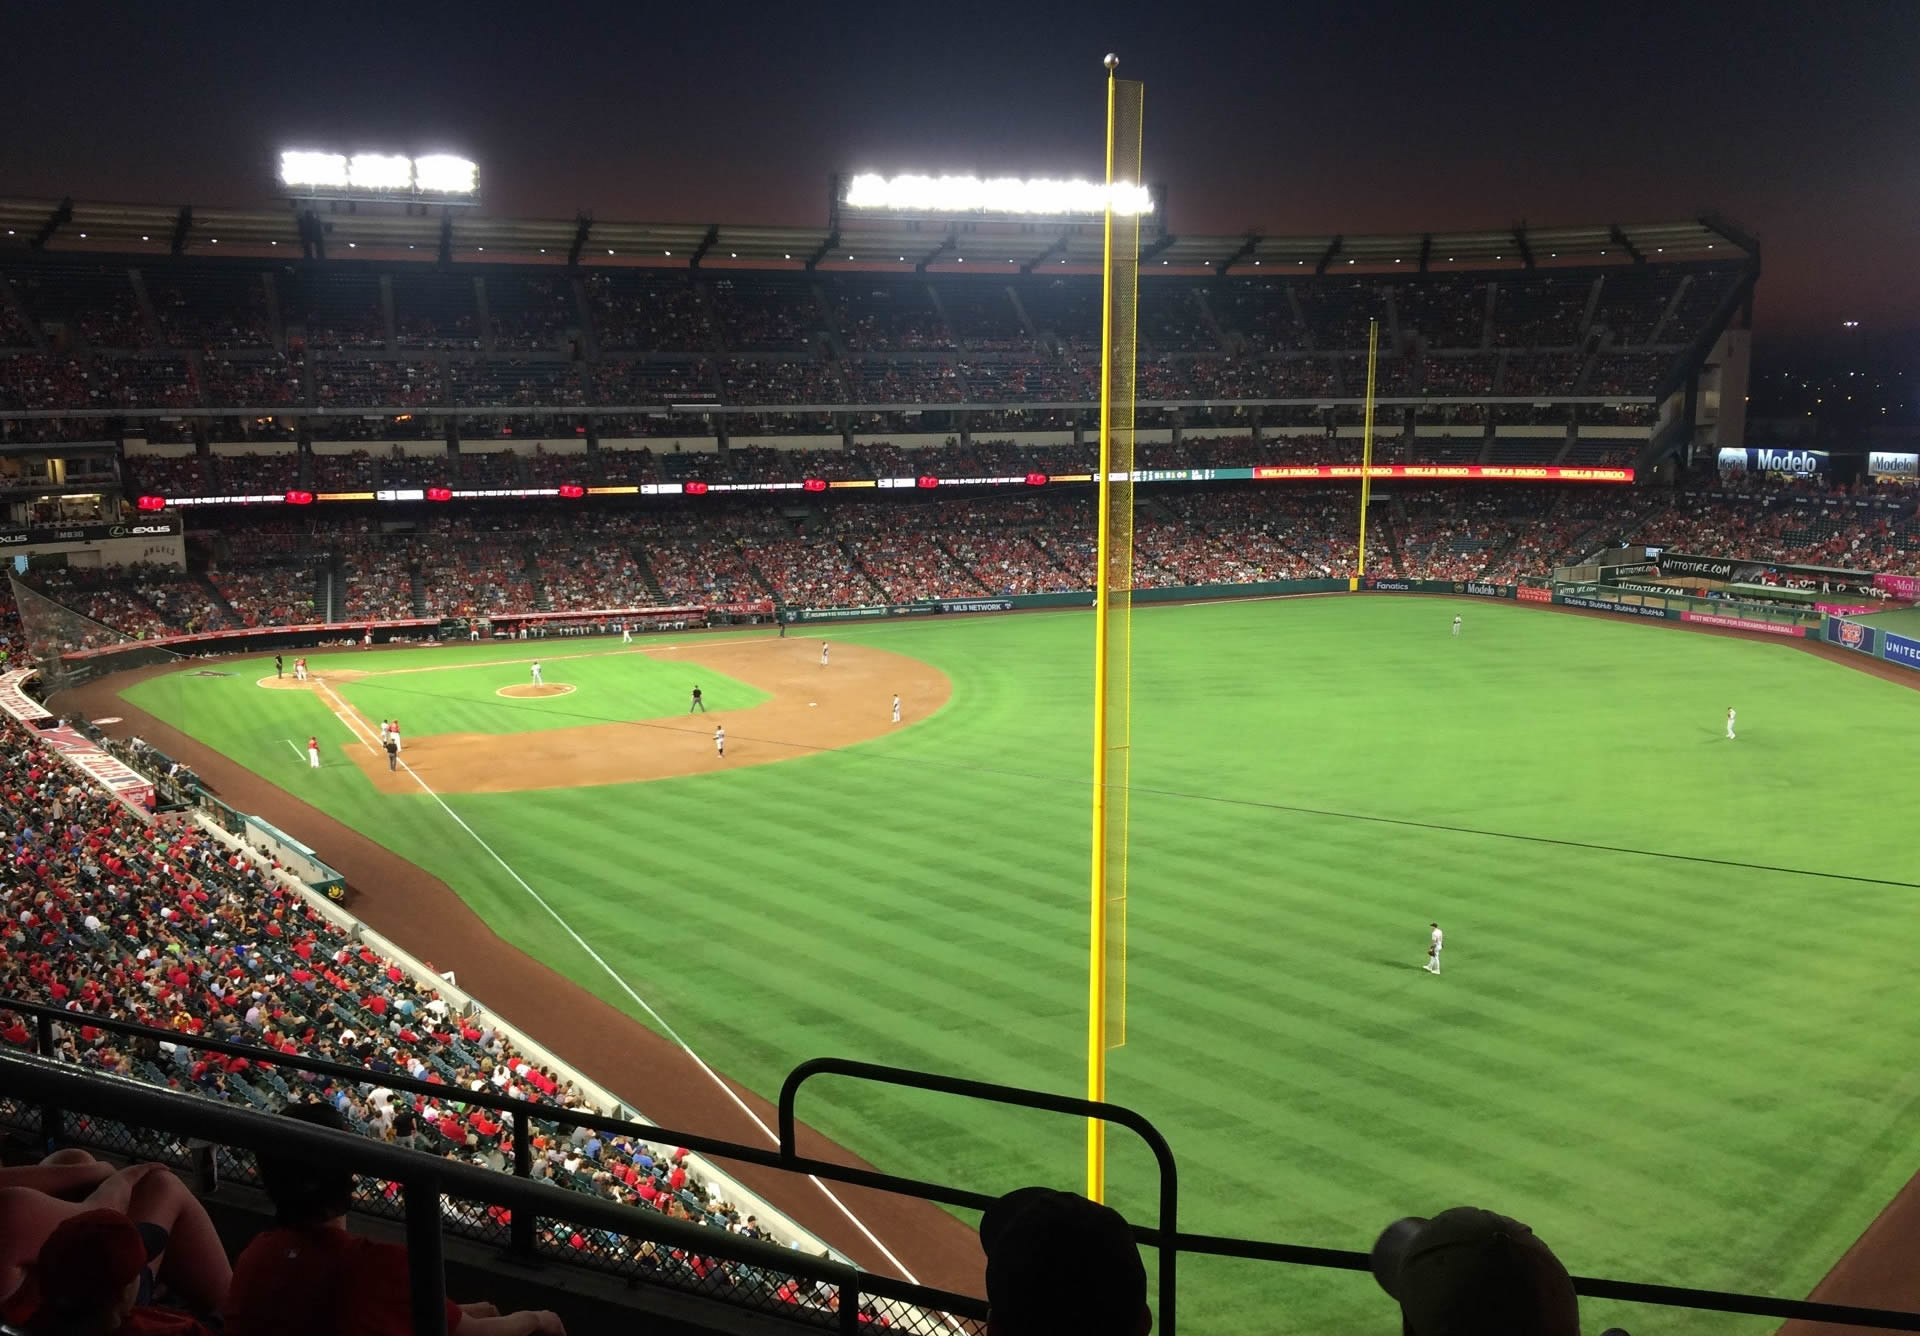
[329,638,950,794]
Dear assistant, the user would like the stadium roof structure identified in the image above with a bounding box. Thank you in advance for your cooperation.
[0,196,1758,274]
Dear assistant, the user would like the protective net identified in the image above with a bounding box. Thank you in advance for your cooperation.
[8,574,183,691]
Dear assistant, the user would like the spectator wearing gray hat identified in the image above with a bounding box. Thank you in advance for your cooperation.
[978,1186,1150,1336]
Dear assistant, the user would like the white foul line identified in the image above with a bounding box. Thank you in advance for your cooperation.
[308,677,922,1285]
[285,739,306,762]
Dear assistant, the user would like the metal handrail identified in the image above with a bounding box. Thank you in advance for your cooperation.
[0,1049,987,1336]
[8,998,1920,1331]
[780,1058,1179,1336]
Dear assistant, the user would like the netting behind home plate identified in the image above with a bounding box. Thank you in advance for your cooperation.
[9,575,183,691]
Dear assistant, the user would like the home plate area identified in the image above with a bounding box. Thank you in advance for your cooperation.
[343,638,950,794]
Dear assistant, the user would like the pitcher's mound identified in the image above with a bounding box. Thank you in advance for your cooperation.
[497,683,575,699]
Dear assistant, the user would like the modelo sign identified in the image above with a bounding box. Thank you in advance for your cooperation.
[1719,447,1829,475]
[1868,452,1919,479]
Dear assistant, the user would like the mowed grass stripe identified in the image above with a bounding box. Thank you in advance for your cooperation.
[125,599,1920,1336]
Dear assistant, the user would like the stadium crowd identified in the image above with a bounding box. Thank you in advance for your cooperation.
[0,713,806,1319]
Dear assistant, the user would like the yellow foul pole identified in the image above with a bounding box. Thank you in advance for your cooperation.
[1087,54,1119,1203]
[1357,318,1379,576]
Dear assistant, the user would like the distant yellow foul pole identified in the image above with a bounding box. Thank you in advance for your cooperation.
[1356,318,1379,576]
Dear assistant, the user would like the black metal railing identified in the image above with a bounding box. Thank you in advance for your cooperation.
[6,997,1920,1333]
[0,1049,979,1336]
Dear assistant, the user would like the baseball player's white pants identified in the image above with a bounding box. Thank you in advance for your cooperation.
[309,748,320,768]
[1726,725,1735,739]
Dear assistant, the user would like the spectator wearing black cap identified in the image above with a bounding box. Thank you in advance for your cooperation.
[978,1186,1151,1336]
[1371,1205,1588,1336]
[23,1207,213,1336]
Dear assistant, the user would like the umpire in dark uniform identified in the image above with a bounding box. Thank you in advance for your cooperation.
[689,685,706,713]
[274,653,283,679]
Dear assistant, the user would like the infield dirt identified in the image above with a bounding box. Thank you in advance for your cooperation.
[308,637,952,793]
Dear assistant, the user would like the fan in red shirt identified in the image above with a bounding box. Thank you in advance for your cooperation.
[224,1103,564,1336]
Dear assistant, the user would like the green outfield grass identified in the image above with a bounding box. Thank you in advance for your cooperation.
[121,600,1920,1335]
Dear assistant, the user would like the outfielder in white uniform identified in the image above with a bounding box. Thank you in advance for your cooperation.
[622,625,633,645]
[1452,615,1462,637]
[1726,707,1736,740]
[1425,922,1444,975]
[531,660,543,686]
[820,642,829,668]
[714,725,725,758]
[891,694,901,725]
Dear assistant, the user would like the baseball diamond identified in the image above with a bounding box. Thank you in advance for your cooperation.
[64,596,1920,1335]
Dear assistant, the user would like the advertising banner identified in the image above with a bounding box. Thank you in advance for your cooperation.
[1654,552,1880,595]
[1610,579,1686,596]
[1557,595,1673,619]
[792,606,895,622]
[1600,562,1661,581]
[1814,603,1883,617]
[1252,464,1632,483]
[1825,617,1878,655]
[0,518,182,548]
[1875,574,1920,601]
[1679,611,1808,637]
[1455,581,1516,599]
[1716,447,1830,475]
[937,599,1016,614]
[1884,633,1920,672]
[1363,577,1415,592]
[1517,585,1553,603]
[1868,452,1919,479]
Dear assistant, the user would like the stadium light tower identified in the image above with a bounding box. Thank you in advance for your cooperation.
[277,149,481,206]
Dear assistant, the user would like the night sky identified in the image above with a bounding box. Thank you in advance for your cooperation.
[3,0,1915,338]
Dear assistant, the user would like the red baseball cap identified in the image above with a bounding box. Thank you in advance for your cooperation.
[33,1209,162,1310]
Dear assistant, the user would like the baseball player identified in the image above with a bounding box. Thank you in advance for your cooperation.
[1425,922,1444,975]
[622,624,633,645]
[531,660,543,686]
[274,653,283,680]
[379,719,391,748]
[689,685,705,713]
[390,720,402,754]
[385,733,399,772]
[307,735,320,769]
[714,725,725,758]
[891,694,901,725]
[820,641,829,668]
[362,625,373,649]
[294,657,307,682]
[1451,615,1462,637]
[1726,706,1736,740]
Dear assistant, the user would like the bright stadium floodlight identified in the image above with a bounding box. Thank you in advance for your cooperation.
[279,150,349,189]
[414,154,479,195]
[843,172,1153,217]
[348,153,412,191]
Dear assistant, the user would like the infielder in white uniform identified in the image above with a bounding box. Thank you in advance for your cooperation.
[891,694,901,725]
[820,641,830,668]
[714,725,725,758]
[1425,922,1444,975]
[531,660,543,686]
[622,625,633,645]
[1452,615,1462,637]
[1726,706,1736,740]
[307,735,320,769]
